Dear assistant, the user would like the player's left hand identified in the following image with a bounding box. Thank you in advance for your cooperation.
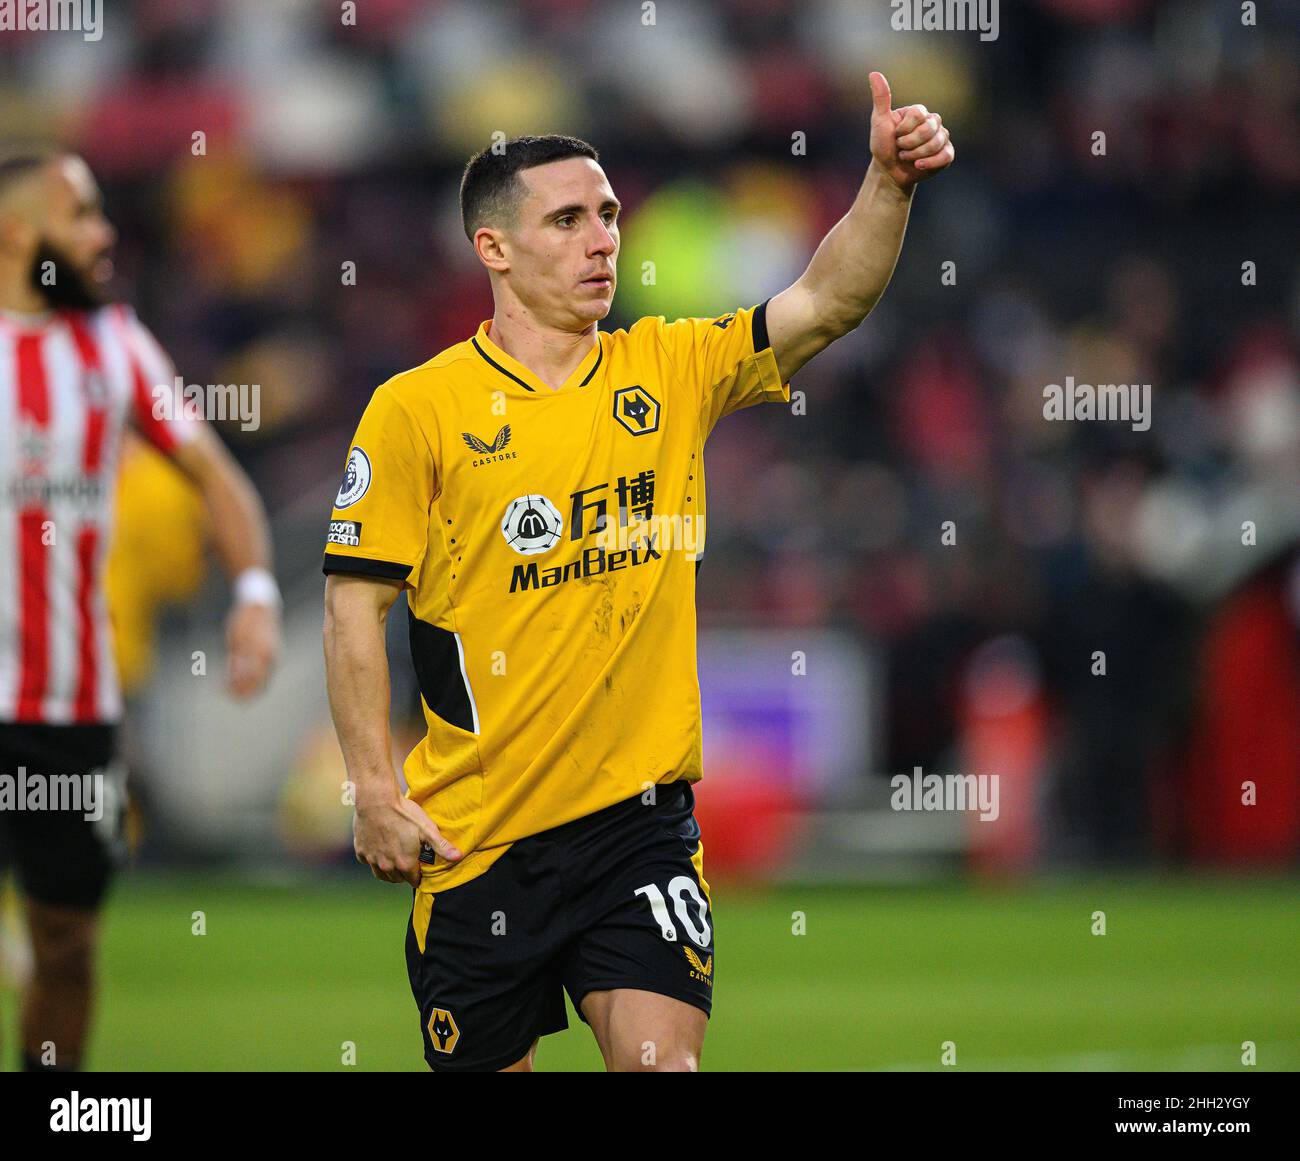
[868,70,955,191]
[225,601,281,698]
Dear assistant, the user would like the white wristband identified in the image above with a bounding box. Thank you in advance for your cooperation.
[234,567,282,608]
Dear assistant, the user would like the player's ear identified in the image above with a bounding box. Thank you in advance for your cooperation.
[473,226,510,272]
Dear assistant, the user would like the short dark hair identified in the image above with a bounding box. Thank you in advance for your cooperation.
[459,134,599,242]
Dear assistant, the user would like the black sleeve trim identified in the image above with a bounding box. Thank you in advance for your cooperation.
[408,608,477,733]
[752,298,772,354]
[322,554,413,581]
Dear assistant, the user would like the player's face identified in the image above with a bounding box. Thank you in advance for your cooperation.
[509,158,619,327]
[32,156,117,309]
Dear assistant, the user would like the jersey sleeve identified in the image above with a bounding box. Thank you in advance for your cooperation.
[322,384,438,584]
[114,306,204,456]
[656,298,790,438]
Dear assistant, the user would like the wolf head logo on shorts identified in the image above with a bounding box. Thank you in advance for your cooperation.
[427,1006,460,1054]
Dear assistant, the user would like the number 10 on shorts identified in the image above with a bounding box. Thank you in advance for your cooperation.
[634,877,711,946]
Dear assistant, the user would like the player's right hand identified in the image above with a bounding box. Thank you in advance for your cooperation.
[868,71,954,191]
[353,795,462,886]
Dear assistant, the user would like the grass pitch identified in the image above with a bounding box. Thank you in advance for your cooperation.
[3,872,1296,1071]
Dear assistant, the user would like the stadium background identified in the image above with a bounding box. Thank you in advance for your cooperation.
[2,0,1297,1070]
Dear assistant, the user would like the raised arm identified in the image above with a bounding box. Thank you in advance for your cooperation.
[765,71,955,382]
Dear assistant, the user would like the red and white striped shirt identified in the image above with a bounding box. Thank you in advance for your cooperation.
[0,304,199,724]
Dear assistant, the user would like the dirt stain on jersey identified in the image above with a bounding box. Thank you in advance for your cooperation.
[587,575,616,639]
[618,593,643,635]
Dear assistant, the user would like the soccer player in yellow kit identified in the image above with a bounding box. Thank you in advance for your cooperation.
[323,73,953,1072]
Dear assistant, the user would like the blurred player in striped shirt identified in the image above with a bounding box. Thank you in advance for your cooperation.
[0,148,282,1071]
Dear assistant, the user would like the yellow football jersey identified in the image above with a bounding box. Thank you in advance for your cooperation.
[323,301,789,890]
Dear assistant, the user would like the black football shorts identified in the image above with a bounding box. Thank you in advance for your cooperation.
[0,723,124,908]
[405,778,715,1072]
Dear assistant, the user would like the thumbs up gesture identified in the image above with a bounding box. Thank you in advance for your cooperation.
[869,71,955,191]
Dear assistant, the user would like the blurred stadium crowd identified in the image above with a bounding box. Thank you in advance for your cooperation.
[2,0,1297,869]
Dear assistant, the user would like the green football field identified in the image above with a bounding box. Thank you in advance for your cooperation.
[3,872,1297,1071]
